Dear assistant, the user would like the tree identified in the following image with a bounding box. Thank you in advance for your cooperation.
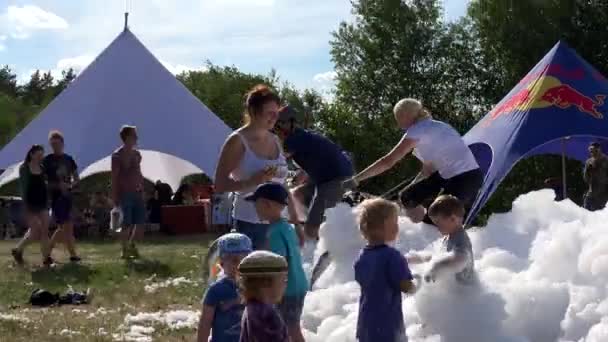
[55,68,77,95]
[178,61,322,130]
[0,65,18,97]
[325,0,487,193]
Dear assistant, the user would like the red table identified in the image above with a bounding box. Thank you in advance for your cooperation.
[161,200,211,234]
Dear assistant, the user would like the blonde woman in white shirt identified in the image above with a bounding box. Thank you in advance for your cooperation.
[345,98,483,225]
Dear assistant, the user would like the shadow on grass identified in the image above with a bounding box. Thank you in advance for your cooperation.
[125,258,173,278]
[31,263,96,289]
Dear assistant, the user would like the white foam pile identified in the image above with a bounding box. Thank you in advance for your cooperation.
[301,190,608,342]
[143,277,196,293]
[114,310,200,341]
[0,313,30,323]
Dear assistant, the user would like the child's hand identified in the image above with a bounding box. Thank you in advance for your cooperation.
[424,268,438,283]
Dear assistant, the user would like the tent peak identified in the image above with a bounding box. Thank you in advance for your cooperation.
[124,12,129,31]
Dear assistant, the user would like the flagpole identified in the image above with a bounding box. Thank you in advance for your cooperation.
[561,137,568,199]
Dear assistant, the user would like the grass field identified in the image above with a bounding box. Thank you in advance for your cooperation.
[0,234,219,342]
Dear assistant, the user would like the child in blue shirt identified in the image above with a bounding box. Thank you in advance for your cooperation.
[246,182,308,342]
[354,198,417,342]
[197,233,253,342]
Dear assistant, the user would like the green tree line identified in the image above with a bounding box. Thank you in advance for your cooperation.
[1,0,605,220]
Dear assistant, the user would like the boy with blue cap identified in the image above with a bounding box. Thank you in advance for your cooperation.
[246,182,308,342]
[197,233,252,342]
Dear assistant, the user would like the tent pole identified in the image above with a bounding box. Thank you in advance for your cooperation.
[561,138,568,199]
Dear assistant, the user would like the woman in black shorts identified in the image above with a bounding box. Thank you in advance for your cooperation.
[346,98,483,224]
[12,145,53,266]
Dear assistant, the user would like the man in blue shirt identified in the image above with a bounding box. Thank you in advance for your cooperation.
[274,106,354,240]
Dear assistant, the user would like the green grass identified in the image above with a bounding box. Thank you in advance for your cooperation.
[0,234,219,341]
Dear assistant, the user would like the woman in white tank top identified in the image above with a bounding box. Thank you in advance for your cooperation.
[214,85,300,250]
[346,98,483,225]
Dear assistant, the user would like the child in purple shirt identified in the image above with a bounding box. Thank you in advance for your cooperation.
[354,199,417,342]
[238,250,289,342]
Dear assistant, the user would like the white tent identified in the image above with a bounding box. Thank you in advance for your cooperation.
[0,27,231,190]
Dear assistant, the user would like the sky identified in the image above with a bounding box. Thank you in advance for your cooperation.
[0,0,468,93]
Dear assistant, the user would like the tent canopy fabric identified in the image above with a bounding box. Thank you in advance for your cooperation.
[0,28,231,189]
[464,41,608,223]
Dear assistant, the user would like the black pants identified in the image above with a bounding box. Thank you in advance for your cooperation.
[399,168,484,224]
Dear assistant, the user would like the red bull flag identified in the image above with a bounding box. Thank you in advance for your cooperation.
[464,41,608,223]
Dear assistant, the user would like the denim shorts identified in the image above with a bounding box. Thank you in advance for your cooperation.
[120,192,146,226]
[51,194,73,225]
[277,294,306,325]
[234,220,270,251]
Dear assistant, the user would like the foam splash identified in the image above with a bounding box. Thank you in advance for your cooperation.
[143,277,196,294]
[301,190,608,341]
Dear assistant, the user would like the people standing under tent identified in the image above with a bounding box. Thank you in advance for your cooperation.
[111,125,145,259]
[583,142,608,211]
[274,105,354,241]
[11,145,53,267]
[344,98,483,225]
[44,130,81,262]
[172,183,194,205]
[155,180,173,205]
[214,84,301,250]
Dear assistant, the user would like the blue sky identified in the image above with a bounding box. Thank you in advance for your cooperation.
[0,0,468,93]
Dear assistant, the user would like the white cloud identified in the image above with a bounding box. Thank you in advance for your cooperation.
[313,71,337,100]
[4,5,69,40]
[159,60,208,75]
[313,71,337,84]
[55,55,94,73]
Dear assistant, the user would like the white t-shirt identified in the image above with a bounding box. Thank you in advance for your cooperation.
[405,119,479,179]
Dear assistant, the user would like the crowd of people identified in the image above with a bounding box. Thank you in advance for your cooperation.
[8,82,487,341]
[196,85,483,341]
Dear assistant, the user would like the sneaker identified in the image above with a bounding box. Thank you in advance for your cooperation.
[129,244,140,259]
[11,248,24,265]
[69,256,81,263]
[43,257,54,267]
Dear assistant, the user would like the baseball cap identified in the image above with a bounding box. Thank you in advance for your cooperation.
[217,233,253,257]
[278,105,299,123]
[238,250,288,276]
[244,182,289,205]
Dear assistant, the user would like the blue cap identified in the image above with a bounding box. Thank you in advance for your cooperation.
[245,182,289,205]
[218,233,252,257]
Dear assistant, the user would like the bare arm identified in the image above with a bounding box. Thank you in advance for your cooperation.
[353,136,417,183]
[429,252,468,276]
[405,251,432,265]
[400,279,416,294]
[583,161,591,183]
[214,134,250,193]
[110,155,120,206]
[196,304,215,342]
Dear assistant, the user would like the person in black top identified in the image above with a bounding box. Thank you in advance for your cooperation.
[44,131,81,262]
[12,145,53,267]
[274,105,354,240]
[155,180,173,205]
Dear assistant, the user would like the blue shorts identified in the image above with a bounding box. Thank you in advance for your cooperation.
[234,220,270,250]
[51,194,73,225]
[277,295,306,325]
[120,192,146,226]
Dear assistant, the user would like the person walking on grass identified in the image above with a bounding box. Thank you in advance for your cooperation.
[111,125,145,259]
[44,130,81,263]
[12,145,53,267]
